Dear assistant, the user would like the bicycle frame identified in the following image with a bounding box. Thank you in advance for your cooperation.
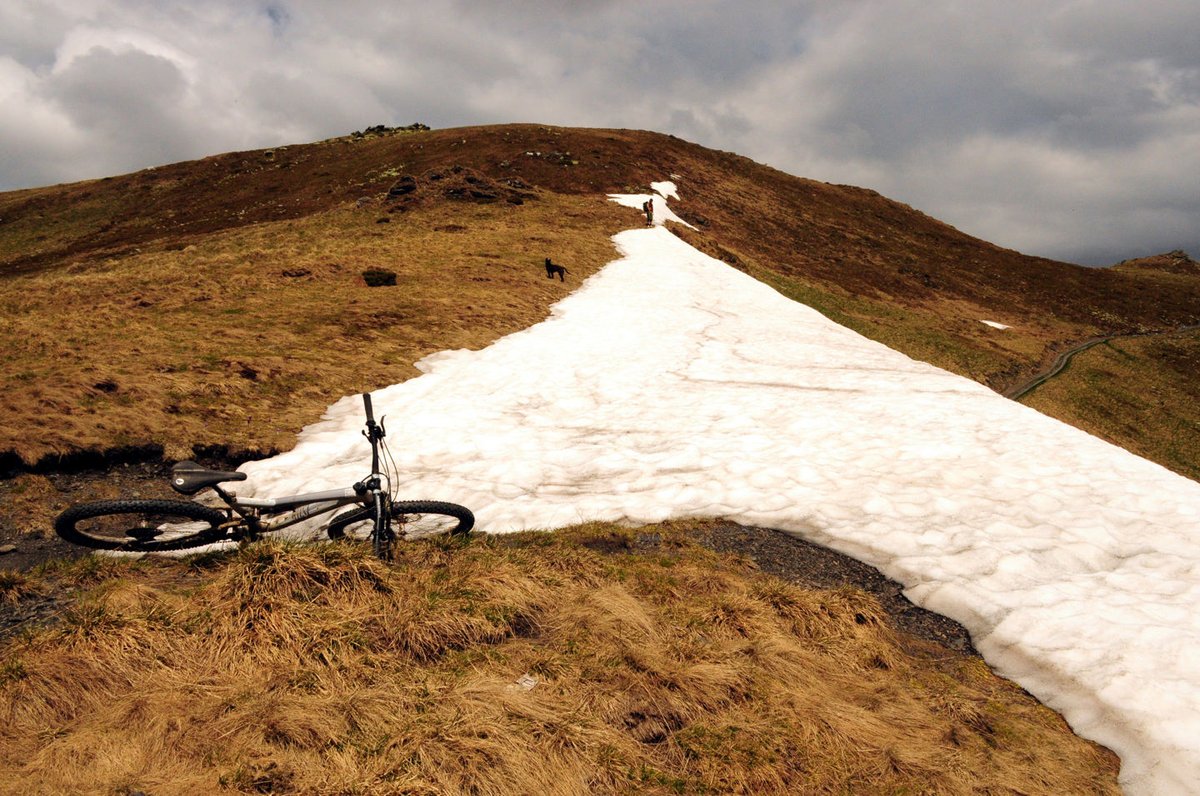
[219,488,366,535]
[208,393,392,545]
[55,392,472,555]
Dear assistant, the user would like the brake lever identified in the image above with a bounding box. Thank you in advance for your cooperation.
[362,414,386,442]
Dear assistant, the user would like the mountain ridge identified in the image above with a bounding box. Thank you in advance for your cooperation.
[0,122,1188,795]
[1,123,1197,480]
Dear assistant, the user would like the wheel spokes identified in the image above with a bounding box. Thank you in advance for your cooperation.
[395,513,458,539]
[81,514,213,544]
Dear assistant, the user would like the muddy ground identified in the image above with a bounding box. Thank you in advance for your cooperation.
[1,464,975,659]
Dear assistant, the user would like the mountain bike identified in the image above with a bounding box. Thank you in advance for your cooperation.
[54,394,474,559]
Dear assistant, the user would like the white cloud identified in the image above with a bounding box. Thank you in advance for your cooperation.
[51,25,197,77]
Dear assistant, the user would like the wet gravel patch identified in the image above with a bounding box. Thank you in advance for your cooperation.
[0,588,71,645]
[692,521,977,655]
[0,461,175,574]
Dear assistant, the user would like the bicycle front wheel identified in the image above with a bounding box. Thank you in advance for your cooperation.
[55,499,229,552]
[327,500,474,542]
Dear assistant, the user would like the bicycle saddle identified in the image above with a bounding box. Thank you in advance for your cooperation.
[170,461,248,495]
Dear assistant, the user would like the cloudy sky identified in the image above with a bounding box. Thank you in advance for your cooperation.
[2,1,1198,265]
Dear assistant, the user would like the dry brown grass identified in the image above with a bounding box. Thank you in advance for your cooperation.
[0,475,70,537]
[0,522,1119,795]
[1,192,628,466]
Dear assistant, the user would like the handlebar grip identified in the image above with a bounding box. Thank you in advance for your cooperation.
[363,393,375,424]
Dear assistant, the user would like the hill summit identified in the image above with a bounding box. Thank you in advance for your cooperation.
[1,122,1197,480]
[1117,249,1199,275]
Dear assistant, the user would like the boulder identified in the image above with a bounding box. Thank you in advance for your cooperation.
[362,268,397,287]
[387,176,418,197]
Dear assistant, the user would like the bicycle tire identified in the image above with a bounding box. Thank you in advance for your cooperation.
[55,499,229,552]
[327,500,474,542]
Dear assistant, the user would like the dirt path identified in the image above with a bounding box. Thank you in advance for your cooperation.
[1005,324,1200,401]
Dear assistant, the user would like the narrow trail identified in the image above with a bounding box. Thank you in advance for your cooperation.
[1005,324,1200,401]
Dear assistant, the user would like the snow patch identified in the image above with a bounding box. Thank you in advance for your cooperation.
[608,185,694,229]
[237,185,1200,795]
[650,180,680,199]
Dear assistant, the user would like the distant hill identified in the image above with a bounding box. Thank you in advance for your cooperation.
[1115,249,1200,276]
[1,123,1197,478]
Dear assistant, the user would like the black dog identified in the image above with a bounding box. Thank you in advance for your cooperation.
[544,258,568,281]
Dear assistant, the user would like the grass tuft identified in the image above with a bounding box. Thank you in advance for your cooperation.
[0,571,35,604]
[0,521,1119,794]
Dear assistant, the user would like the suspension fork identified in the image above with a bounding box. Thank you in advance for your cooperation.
[371,487,391,555]
[362,393,392,556]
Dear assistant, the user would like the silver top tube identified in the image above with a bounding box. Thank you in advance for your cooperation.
[235,486,359,509]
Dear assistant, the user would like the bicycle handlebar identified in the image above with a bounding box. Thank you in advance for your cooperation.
[363,393,385,447]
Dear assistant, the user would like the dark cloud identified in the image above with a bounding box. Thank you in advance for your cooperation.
[1044,1,1200,70]
[42,46,223,180]
[48,47,186,128]
[265,4,290,32]
[0,1,73,70]
[0,0,1197,264]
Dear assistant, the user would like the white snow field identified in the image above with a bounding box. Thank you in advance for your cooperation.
[238,185,1200,795]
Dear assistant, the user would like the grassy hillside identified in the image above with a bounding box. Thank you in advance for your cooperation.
[2,123,1197,481]
[0,126,640,468]
[1012,253,1200,480]
[1023,328,1200,481]
[0,122,1173,792]
[0,522,1119,794]
[1,190,627,468]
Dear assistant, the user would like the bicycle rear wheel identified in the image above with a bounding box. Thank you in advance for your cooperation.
[327,500,474,542]
[55,499,229,552]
